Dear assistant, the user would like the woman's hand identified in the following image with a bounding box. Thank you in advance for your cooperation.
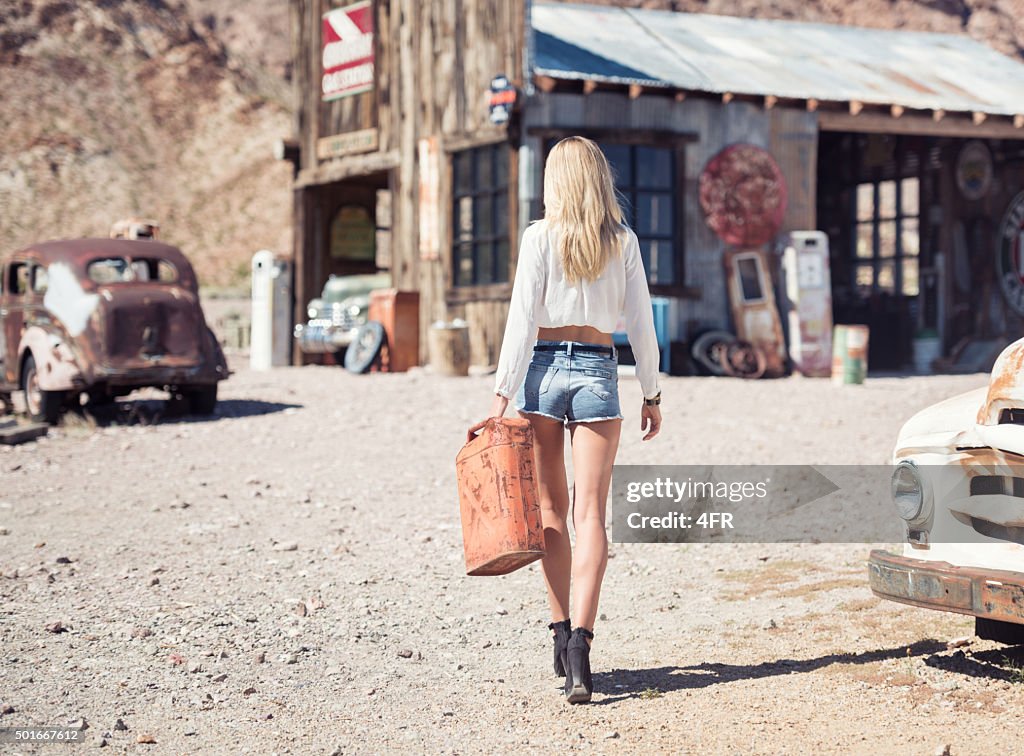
[640,403,661,441]
[468,393,510,438]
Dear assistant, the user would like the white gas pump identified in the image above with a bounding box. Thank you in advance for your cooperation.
[780,231,833,377]
[250,251,292,370]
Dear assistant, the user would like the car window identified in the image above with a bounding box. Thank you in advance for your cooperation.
[87,257,178,284]
[8,262,29,295]
[32,265,48,295]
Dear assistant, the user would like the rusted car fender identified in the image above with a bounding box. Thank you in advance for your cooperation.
[17,325,81,392]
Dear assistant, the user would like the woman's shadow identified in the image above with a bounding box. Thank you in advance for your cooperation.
[589,638,1024,704]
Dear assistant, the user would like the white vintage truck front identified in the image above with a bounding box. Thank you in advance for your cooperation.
[869,338,1024,642]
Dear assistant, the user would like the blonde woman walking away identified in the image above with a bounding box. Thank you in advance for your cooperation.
[470,136,663,703]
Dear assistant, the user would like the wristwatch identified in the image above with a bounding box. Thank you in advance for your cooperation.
[644,391,661,406]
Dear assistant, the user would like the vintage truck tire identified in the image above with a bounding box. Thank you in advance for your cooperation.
[22,354,65,425]
[184,384,218,415]
[344,321,385,374]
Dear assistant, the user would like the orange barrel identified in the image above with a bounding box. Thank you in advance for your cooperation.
[831,325,870,385]
[455,417,545,576]
[368,288,420,372]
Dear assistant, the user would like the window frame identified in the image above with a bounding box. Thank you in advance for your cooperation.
[448,140,514,292]
[532,127,699,299]
[850,153,921,297]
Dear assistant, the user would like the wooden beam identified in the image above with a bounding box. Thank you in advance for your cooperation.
[973,111,987,125]
[806,98,819,112]
[583,79,598,95]
[849,100,863,116]
[534,75,557,93]
[818,111,1024,140]
[722,92,734,104]
[933,109,945,122]
[764,95,778,110]
[890,104,905,119]
[674,91,687,103]
[628,84,643,100]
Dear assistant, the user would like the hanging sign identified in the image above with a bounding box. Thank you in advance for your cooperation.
[956,140,993,201]
[488,75,517,125]
[699,144,788,247]
[321,1,375,102]
[997,192,1024,316]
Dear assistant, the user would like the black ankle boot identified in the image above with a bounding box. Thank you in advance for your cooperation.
[548,619,572,677]
[564,627,594,703]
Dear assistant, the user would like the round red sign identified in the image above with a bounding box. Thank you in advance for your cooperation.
[699,144,788,247]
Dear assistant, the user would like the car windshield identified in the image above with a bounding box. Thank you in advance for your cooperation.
[87,257,177,284]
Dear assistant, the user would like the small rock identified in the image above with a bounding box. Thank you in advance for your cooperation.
[293,602,308,617]
[273,541,298,552]
[599,613,607,621]
[495,607,508,616]
[397,649,413,659]
[189,663,203,674]
[136,733,156,744]
[131,627,154,639]
[934,744,951,756]
[149,577,160,586]
[243,687,257,696]
[212,673,227,683]
[68,717,88,730]
[95,735,108,747]
[45,621,69,634]
[55,556,72,564]
[113,719,128,731]
[946,637,971,649]
[1,705,15,715]
[0,527,9,535]
[762,618,778,630]
[253,651,266,664]
[605,731,620,739]
[282,653,298,665]
[217,649,228,659]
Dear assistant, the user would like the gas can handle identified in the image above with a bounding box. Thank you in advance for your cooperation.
[466,417,493,444]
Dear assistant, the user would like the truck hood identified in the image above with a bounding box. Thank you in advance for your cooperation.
[894,386,988,459]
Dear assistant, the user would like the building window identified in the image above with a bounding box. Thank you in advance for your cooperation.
[452,143,510,286]
[598,143,679,287]
[854,177,920,296]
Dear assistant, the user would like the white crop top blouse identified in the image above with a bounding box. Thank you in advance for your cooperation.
[493,218,662,401]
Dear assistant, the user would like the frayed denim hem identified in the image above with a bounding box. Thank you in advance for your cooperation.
[516,407,566,422]
[567,414,624,425]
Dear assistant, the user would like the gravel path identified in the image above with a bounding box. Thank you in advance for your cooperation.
[0,362,1019,755]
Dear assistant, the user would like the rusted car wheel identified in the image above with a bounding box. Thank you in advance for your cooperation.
[183,384,218,415]
[22,354,65,425]
[344,321,385,374]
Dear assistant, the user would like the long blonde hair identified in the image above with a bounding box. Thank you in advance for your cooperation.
[542,136,625,285]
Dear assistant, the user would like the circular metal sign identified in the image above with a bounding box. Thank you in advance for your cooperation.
[956,140,993,201]
[699,144,788,247]
[997,192,1024,316]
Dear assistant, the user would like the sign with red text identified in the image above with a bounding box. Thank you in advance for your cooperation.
[321,1,374,102]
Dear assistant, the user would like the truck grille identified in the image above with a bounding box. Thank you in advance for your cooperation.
[315,303,358,330]
[969,475,1024,498]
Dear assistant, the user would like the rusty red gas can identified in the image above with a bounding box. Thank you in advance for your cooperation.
[456,417,545,576]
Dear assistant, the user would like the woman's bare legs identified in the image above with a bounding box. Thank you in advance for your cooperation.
[522,413,572,622]
[567,419,622,636]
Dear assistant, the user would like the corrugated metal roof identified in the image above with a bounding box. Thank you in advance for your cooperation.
[531,1,1024,116]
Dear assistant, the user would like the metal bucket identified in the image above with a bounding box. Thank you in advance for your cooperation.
[456,418,545,576]
[832,325,870,385]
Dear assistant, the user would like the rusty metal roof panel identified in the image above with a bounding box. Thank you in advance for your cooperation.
[531,1,1024,115]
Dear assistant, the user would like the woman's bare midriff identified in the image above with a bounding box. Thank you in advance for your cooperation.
[537,325,613,345]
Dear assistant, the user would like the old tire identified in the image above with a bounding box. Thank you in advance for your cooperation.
[344,320,385,374]
[184,384,218,415]
[22,354,65,425]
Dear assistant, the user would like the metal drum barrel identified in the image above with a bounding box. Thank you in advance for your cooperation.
[832,325,870,385]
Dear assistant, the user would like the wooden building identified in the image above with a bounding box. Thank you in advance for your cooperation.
[287,0,1024,372]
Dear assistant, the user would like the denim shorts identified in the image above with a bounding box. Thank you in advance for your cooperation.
[515,340,623,424]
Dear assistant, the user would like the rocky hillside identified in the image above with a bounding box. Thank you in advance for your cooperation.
[0,0,293,288]
[1,0,1021,289]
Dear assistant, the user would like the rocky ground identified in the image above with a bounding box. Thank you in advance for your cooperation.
[0,361,1021,754]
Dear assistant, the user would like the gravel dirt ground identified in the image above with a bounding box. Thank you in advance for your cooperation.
[1,360,1021,755]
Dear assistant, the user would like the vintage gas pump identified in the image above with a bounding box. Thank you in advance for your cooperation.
[780,231,833,377]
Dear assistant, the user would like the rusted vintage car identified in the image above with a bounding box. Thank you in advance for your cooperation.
[0,238,229,423]
[869,338,1024,643]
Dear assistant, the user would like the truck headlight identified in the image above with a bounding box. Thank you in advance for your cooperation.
[891,461,931,522]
